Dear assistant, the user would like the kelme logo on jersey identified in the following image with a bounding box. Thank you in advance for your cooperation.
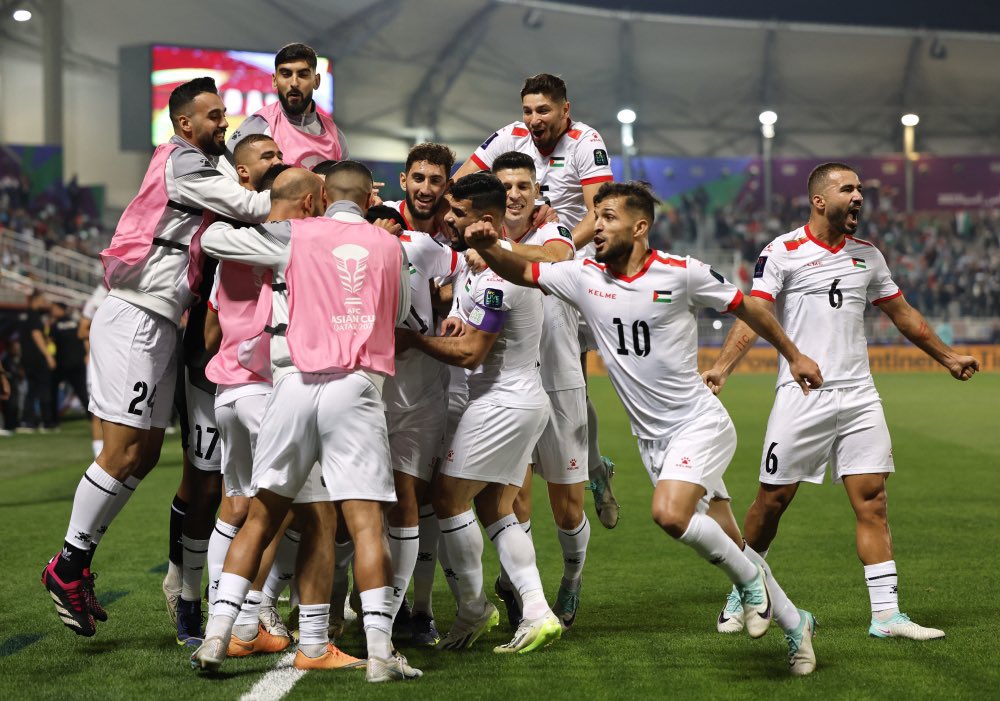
[557,225,572,239]
[852,257,866,269]
[653,290,672,303]
[549,156,565,168]
[754,256,768,278]
[484,288,504,309]
[593,149,609,166]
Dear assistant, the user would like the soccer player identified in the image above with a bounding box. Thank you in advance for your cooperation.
[478,152,590,631]
[465,181,824,675]
[41,77,270,637]
[702,162,979,641]
[379,143,460,646]
[454,73,620,527]
[192,165,420,682]
[224,43,347,171]
[397,172,562,655]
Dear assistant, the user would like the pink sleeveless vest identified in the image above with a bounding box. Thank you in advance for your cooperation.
[284,217,401,375]
[257,101,342,169]
[100,142,208,297]
[206,262,271,386]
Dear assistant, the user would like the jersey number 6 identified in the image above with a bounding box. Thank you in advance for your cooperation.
[765,441,779,475]
[828,278,843,309]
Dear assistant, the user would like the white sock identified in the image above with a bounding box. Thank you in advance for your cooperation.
[235,588,262,626]
[91,439,103,459]
[412,506,439,615]
[498,519,532,592]
[586,396,602,476]
[520,588,550,622]
[488,515,546,618]
[360,587,394,659]
[298,603,330,649]
[203,572,250,642]
[91,475,141,549]
[331,539,354,612]
[65,463,121,550]
[438,511,486,619]
[436,530,461,603]
[181,535,210,602]
[388,525,420,618]
[864,560,899,616]
[557,515,590,590]
[678,513,757,585]
[743,545,801,631]
[207,520,239,611]
[263,528,300,601]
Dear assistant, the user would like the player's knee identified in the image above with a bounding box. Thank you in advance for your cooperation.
[854,486,888,523]
[651,503,689,538]
[753,487,794,517]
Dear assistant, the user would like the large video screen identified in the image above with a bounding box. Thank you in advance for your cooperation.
[150,46,334,147]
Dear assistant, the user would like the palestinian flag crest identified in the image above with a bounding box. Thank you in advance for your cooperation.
[653,290,672,303]
[851,257,866,269]
[549,156,565,168]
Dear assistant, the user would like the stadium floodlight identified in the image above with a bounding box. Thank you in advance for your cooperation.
[12,8,32,21]
[901,113,920,127]
[758,110,778,127]
[617,108,637,125]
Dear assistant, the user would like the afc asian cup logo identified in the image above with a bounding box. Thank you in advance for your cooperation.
[332,243,369,311]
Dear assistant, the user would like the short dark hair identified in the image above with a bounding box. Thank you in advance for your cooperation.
[168,77,218,129]
[449,172,506,218]
[274,43,317,70]
[491,151,535,176]
[233,133,277,164]
[521,73,567,102]
[807,162,856,197]
[365,204,407,229]
[405,142,456,175]
[311,159,340,176]
[52,301,68,312]
[593,181,658,224]
[325,160,375,207]
[259,163,292,192]
[325,159,373,186]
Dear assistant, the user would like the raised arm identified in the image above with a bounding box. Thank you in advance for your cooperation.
[465,221,540,289]
[877,295,979,380]
[702,316,760,395]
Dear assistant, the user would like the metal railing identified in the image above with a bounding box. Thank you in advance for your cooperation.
[0,229,102,307]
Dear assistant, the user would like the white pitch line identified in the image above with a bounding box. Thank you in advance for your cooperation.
[239,651,305,701]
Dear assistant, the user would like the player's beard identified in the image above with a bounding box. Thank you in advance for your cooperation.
[446,222,469,252]
[405,191,441,221]
[829,203,860,235]
[594,235,630,264]
[199,129,227,157]
[278,89,311,117]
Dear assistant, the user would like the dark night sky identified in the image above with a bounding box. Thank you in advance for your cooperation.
[567,1,1000,34]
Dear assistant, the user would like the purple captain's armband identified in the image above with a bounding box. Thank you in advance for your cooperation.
[467,302,507,333]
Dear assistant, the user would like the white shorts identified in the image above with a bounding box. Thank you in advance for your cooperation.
[437,389,468,464]
[185,369,221,472]
[441,399,548,486]
[578,320,597,353]
[216,390,270,497]
[252,371,396,503]
[532,387,588,485]
[637,410,735,501]
[388,404,446,483]
[88,296,176,430]
[759,384,894,485]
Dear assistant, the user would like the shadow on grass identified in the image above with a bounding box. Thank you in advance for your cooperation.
[0,494,73,508]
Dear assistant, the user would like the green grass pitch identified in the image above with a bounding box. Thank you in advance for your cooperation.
[1,373,997,700]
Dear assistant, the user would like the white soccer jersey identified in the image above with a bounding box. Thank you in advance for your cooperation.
[470,120,613,232]
[751,225,900,390]
[534,252,741,440]
[384,231,459,411]
[453,261,546,409]
[518,222,583,391]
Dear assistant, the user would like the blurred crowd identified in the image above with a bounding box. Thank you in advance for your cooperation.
[650,192,1000,319]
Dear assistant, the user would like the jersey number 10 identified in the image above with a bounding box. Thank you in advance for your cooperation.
[612,318,651,357]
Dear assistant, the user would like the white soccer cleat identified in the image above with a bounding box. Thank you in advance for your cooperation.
[190,635,227,673]
[735,565,772,639]
[366,651,422,682]
[785,609,817,676]
[493,610,562,654]
[869,612,944,641]
[716,586,745,633]
[259,604,291,638]
[438,602,500,651]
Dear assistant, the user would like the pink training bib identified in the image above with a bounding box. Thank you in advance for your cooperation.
[257,101,342,170]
